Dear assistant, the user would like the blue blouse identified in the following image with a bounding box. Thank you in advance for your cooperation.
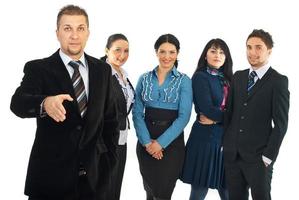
[132,66,192,148]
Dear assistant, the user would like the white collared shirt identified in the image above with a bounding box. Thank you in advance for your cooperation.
[249,63,271,84]
[59,49,89,98]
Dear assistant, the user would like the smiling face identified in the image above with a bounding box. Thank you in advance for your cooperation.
[106,39,129,68]
[156,42,178,70]
[56,14,90,60]
[206,46,226,69]
[246,37,272,69]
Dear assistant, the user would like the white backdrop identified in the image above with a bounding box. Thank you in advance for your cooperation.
[1,0,298,199]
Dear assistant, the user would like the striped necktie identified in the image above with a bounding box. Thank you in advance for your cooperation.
[69,61,88,117]
[247,70,258,91]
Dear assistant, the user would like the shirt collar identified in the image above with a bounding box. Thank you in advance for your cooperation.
[106,59,128,79]
[59,49,87,68]
[249,63,271,79]
[153,65,180,77]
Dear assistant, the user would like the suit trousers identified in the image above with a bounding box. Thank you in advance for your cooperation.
[28,174,95,200]
[224,155,273,200]
[106,144,127,200]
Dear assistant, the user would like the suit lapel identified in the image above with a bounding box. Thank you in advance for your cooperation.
[127,78,135,114]
[238,70,250,102]
[84,56,97,120]
[112,76,127,112]
[49,51,80,115]
[50,50,76,97]
[247,67,274,100]
[79,54,116,149]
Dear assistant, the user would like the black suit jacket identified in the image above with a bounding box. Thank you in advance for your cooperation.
[111,75,134,131]
[10,50,118,198]
[223,67,289,163]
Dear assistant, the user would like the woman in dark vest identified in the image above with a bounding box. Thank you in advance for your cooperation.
[132,34,192,200]
[100,33,135,200]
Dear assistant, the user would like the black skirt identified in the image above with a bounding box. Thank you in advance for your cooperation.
[136,107,185,199]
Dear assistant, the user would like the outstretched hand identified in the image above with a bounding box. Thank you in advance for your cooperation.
[44,94,73,122]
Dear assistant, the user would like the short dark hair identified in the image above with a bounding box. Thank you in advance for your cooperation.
[154,34,180,68]
[247,29,274,49]
[105,33,128,49]
[100,33,129,61]
[57,5,89,29]
[195,38,233,82]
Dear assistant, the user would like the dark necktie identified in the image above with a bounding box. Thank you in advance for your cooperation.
[247,70,258,91]
[69,61,88,117]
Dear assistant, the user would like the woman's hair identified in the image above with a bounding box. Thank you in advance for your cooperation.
[154,34,180,68]
[100,33,128,61]
[194,38,233,82]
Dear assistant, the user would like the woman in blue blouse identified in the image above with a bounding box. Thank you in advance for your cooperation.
[180,39,233,200]
[100,33,135,200]
[132,34,192,200]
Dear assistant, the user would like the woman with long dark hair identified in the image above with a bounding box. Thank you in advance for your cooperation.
[180,38,233,200]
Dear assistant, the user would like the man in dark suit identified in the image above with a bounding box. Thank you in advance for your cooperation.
[10,5,118,200]
[223,29,289,200]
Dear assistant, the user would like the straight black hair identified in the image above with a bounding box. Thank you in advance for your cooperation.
[194,38,233,82]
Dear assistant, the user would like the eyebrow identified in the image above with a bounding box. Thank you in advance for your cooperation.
[159,48,177,52]
[210,47,222,50]
[62,24,87,27]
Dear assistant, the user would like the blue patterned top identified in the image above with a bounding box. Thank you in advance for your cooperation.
[132,66,192,148]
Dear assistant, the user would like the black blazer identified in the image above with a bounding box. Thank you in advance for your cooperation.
[10,50,118,198]
[223,67,289,163]
[111,75,134,131]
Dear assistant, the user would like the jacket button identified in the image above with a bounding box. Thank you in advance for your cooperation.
[241,116,245,120]
[239,129,243,133]
[76,125,82,131]
[243,103,247,106]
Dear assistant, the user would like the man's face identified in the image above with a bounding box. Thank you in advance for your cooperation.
[246,37,271,68]
[56,15,89,60]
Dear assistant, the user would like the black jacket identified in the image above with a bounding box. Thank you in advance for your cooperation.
[10,50,118,198]
[223,67,289,163]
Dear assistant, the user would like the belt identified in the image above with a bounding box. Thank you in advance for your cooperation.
[148,120,172,126]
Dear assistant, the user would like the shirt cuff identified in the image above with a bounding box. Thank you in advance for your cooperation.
[40,98,47,118]
[262,155,272,165]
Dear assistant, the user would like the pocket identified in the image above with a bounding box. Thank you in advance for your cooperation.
[96,141,108,156]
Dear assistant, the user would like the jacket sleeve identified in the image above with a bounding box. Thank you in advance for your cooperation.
[263,75,289,161]
[156,75,193,148]
[10,61,47,118]
[193,72,223,122]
